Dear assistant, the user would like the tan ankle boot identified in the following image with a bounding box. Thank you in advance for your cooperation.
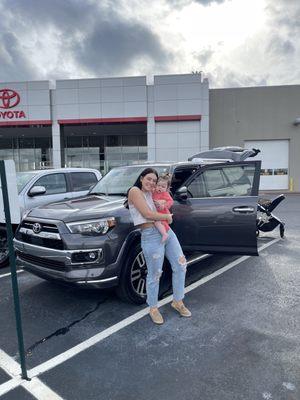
[149,308,164,324]
[171,301,192,317]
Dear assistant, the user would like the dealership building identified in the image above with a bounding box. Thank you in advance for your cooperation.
[0,74,299,191]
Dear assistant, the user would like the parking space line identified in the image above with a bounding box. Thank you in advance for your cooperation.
[28,238,280,379]
[22,377,64,400]
[184,238,280,295]
[0,349,63,399]
[0,270,24,279]
[0,379,23,397]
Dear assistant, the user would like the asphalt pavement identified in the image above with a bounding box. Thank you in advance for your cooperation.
[0,194,299,400]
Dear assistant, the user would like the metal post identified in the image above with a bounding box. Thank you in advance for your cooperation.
[0,160,29,380]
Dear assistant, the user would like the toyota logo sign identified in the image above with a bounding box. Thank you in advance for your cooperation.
[32,223,42,234]
[0,88,20,109]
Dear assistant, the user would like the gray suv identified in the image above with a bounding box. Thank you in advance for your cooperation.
[0,168,101,267]
[14,150,261,304]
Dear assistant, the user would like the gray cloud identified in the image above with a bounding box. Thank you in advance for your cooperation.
[0,0,299,88]
[166,0,226,7]
[195,48,214,67]
[261,1,299,68]
[0,0,171,80]
[0,20,39,81]
[74,21,169,75]
[207,68,269,88]
[266,35,295,56]
[266,0,300,35]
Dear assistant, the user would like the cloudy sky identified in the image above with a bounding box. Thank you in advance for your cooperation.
[0,0,299,88]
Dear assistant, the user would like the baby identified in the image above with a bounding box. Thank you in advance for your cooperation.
[152,174,174,242]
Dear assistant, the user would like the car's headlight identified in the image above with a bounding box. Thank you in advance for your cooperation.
[66,218,116,235]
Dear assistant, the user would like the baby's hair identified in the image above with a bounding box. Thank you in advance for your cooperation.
[157,173,171,188]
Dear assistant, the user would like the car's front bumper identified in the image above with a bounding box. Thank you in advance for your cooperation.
[14,239,120,289]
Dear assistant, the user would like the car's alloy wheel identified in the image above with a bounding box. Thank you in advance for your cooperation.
[117,241,171,304]
[116,242,147,304]
[130,250,147,297]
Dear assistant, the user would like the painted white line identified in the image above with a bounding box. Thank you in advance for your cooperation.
[187,253,211,266]
[184,238,280,295]
[22,377,64,400]
[0,270,24,279]
[0,348,21,376]
[28,238,280,379]
[0,349,63,399]
[0,379,22,397]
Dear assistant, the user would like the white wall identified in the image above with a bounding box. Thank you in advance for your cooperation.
[148,74,209,162]
[0,81,51,123]
[55,76,147,120]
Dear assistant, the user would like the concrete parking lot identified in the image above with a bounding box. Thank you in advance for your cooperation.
[0,194,299,400]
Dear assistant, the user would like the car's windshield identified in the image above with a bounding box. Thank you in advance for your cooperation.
[16,171,40,194]
[90,165,170,196]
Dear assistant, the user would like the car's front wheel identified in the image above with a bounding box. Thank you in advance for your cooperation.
[116,242,147,304]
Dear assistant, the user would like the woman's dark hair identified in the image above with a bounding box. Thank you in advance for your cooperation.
[124,167,158,208]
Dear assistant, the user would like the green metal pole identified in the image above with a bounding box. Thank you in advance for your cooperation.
[0,160,29,380]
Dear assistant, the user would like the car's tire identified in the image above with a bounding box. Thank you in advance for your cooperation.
[116,242,148,304]
[0,234,9,268]
[116,241,171,304]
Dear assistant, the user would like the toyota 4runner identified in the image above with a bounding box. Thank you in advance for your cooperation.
[14,149,261,304]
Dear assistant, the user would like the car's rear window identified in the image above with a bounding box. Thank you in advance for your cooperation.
[70,172,98,192]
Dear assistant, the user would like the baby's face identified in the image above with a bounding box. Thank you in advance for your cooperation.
[156,180,168,193]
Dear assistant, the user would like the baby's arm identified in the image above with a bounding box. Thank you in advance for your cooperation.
[162,192,174,210]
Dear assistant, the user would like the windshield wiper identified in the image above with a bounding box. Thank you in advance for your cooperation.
[88,192,126,196]
[88,192,107,196]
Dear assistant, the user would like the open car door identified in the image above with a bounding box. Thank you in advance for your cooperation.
[171,160,261,255]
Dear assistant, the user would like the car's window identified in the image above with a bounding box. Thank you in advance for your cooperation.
[204,169,226,193]
[222,165,254,196]
[187,164,256,198]
[170,167,198,194]
[70,172,97,192]
[187,174,206,198]
[90,165,169,196]
[33,173,67,195]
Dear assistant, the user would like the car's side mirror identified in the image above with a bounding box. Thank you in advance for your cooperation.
[175,186,188,200]
[28,186,46,197]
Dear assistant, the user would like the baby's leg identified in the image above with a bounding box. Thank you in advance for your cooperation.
[154,221,169,242]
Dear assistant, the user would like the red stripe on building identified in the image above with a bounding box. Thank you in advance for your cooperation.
[58,117,147,125]
[154,115,202,122]
[0,120,52,126]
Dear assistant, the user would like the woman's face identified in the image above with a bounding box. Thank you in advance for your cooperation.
[140,173,157,192]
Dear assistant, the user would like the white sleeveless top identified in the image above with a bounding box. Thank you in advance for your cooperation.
[129,190,156,226]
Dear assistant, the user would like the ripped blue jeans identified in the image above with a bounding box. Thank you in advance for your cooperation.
[141,227,187,308]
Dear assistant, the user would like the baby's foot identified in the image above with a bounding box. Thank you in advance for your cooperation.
[161,233,168,243]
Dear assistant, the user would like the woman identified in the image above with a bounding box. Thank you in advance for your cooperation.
[127,168,191,325]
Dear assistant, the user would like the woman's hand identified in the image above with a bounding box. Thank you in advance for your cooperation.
[166,214,173,224]
[154,199,166,210]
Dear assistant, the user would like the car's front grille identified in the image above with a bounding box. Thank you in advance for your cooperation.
[19,234,64,250]
[16,220,64,250]
[21,221,59,234]
[17,252,65,270]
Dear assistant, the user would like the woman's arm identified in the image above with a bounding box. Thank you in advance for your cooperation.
[128,187,172,222]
